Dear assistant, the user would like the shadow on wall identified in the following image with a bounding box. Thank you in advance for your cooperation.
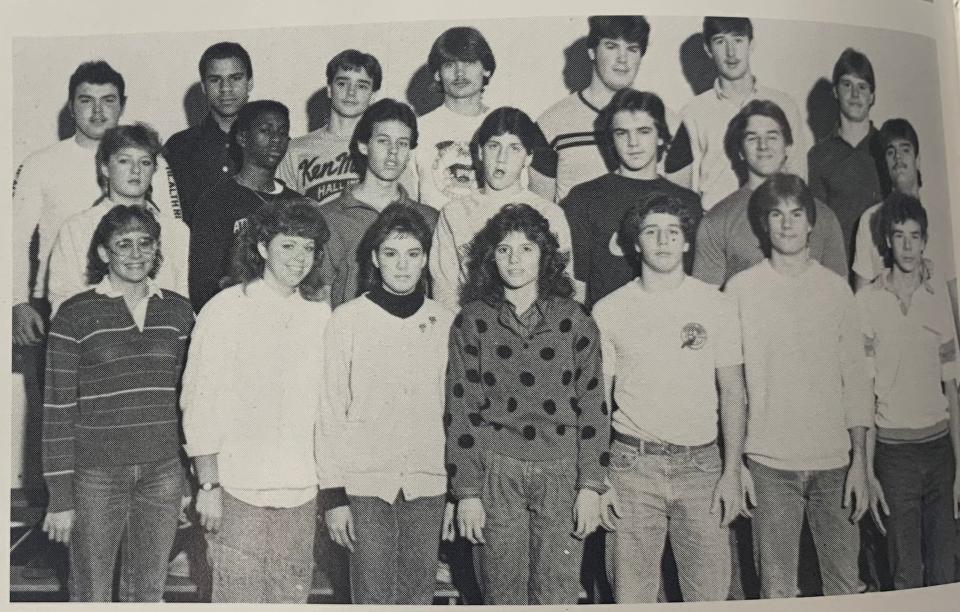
[57,104,74,140]
[679,34,717,96]
[807,77,839,145]
[183,82,208,128]
[306,86,331,132]
[563,37,592,94]
[407,63,443,116]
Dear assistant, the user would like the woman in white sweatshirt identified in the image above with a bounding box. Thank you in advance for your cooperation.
[319,203,454,604]
[180,199,331,603]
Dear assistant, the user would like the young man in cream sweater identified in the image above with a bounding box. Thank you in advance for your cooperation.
[725,174,873,599]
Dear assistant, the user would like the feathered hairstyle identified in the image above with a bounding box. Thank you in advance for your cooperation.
[86,205,163,284]
[872,191,928,268]
[357,204,433,293]
[460,203,572,306]
[230,199,330,300]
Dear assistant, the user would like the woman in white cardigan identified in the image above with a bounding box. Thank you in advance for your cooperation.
[318,203,455,604]
[180,199,331,604]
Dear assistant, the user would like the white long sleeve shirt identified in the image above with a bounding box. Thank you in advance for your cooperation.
[47,198,190,315]
[12,137,181,305]
[726,260,874,471]
[181,280,330,507]
[317,294,452,503]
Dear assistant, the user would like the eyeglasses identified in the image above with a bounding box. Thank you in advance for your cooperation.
[108,237,158,257]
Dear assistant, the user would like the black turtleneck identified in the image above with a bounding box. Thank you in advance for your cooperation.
[365,284,425,318]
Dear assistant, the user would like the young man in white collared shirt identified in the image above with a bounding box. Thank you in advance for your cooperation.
[856,193,960,590]
[665,17,809,210]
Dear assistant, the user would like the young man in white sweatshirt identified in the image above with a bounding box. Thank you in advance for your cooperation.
[725,174,873,599]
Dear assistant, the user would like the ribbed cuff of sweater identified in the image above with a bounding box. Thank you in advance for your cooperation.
[45,473,75,513]
[317,486,349,511]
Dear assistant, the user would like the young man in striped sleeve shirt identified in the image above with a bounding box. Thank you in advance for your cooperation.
[530,15,650,203]
[42,206,194,602]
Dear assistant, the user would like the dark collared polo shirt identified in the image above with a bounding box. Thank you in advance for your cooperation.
[807,125,890,262]
[164,114,237,227]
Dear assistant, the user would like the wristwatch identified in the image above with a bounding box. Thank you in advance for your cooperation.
[199,482,221,492]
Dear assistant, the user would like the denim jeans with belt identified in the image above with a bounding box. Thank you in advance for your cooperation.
[348,490,446,604]
[208,490,317,603]
[875,435,957,589]
[606,438,730,603]
[70,455,182,602]
[748,458,860,598]
[475,451,584,605]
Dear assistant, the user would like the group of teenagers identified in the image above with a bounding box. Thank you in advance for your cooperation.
[13,12,960,605]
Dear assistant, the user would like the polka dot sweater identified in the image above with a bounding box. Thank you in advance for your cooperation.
[445,296,610,500]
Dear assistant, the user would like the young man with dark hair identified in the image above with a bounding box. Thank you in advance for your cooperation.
[725,174,873,599]
[413,26,496,209]
[188,100,311,312]
[430,106,573,310]
[694,100,846,287]
[807,48,888,261]
[277,49,385,204]
[13,60,181,347]
[165,42,253,226]
[594,193,746,603]
[561,88,701,308]
[854,119,949,287]
[665,17,809,210]
[320,98,438,308]
[856,193,960,590]
[531,15,650,202]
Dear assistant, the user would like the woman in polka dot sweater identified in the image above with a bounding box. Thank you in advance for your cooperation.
[445,203,610,605]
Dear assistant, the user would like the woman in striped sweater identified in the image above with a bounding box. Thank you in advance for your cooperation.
[41,205,195,602]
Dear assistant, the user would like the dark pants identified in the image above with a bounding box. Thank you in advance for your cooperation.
[875,436,957,589]
[70,456,182,602]
[475,451,584,605]
[348,491,446,604]
[208,490,316,603]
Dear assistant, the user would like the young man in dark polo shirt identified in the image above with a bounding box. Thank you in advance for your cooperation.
[561,88,701,308]
[807,48,889,264]
[319,99,438,309]
[165,42,253,226]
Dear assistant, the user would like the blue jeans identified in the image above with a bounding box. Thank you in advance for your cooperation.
[208,490,317,603]
[606,440,730,602]
[348,491,446,604]
[475,451,584,605]
[875,435,957,588]
[748,459,860,598]
[69,456,182,602]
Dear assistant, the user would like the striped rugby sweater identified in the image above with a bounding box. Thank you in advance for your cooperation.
[42,288,194,512]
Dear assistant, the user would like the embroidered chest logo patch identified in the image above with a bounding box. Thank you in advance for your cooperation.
[680,322,707,350]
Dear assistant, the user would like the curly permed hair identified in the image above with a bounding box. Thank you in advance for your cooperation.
[229,198,330,300]
[459,203,572,307]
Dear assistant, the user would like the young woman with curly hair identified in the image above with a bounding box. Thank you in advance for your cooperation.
[445,203,610,604]
[180,198,331,603]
